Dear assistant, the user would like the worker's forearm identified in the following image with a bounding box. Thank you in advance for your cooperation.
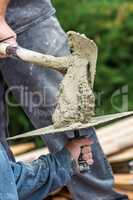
[0,0,9,18]
[11,148,75,199]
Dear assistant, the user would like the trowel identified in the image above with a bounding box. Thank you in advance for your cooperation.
[0,31,133,172]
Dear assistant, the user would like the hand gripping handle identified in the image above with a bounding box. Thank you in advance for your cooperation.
[74,130,90,172]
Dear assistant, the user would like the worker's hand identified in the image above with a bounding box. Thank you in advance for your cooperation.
[66,138,94,168]
[0,17,17,58]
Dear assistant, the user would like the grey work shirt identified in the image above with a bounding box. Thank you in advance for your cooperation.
[6,0,56,33]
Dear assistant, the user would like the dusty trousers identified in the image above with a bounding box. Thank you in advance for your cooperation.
[0,15,128,200]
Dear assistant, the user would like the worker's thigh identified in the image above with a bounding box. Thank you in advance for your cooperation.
[0,15,70,129]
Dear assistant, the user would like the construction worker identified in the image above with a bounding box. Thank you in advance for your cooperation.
[0,135,93,200]
[0,0,128,200]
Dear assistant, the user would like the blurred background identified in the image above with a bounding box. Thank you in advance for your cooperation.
[8,0,133,138]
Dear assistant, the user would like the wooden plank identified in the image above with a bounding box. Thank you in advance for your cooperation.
[46,188,71,200]
[116,189,133,200]
[97,116,133,139]
[96,116,133,156]
[115,174,133,191]
[46,187,71,200]
[97,116,133,138]
[111,161,130,174]
[15,148,49,162]
[97,131,133,156]
[52,197,70,200]
[58,188,71,199]
[109,147,133,163]
[46,197,70,200]
[11,143,36,156]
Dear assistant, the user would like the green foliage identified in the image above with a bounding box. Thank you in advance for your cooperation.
[8,95,44,147]
[9,0,133,138]
[53,0,133,114]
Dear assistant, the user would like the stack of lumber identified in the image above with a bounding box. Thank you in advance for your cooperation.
[11,143,36,156]
[97,116,133,200]
[96,116,133,156]
[12,116,133,200]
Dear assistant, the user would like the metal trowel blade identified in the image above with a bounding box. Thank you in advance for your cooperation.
[8,111,133,140]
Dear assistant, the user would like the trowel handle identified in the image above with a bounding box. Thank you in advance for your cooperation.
[0,42,67,72]
[74,130,90,172]
[78,145,90,172]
